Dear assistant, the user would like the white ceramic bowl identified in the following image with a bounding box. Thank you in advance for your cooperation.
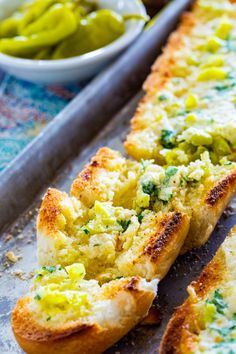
[0,0,147,84]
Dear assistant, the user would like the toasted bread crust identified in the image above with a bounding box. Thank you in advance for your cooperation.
[142,212,190,279]
[144,212,185,261]
[182,168,236,252]
[37,188,67,238]
[160,231,229,354]
[12,277,156,354]
[37,185,190,280]
[143,12,195,96]
[71,147,124,207]
[206,170,236,207]
[124,11,196,159]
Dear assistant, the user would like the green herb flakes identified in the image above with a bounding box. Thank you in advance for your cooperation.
[117,220,131,233]
[160,129,176,149]
[206,289,227,315]
[42,266,56,273]
[34,293,41,301]
[163,166,178,185]
[142,181,157,195]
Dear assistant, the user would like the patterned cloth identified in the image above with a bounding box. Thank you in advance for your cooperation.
[0,70,82,172]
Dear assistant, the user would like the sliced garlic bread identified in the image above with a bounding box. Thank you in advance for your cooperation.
[125,0,236,166]
[37,188,189,281]
[12,263,157,354]
[69,147,236,252]
[160,225,236,354]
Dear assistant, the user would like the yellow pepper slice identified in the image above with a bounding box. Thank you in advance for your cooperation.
[0,4,77,57]
[198,67,227,81]
[52,9,125,59]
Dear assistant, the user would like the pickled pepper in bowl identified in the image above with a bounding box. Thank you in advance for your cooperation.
[0,0,126,60]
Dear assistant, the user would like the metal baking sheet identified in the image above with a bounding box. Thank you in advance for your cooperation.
[0,0,193,233]
[1,1,223,353]
[1,90,236,354]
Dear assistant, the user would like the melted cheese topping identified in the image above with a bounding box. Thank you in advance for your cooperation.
[38,152,236,276]
[189,231,236,353]
[38,197,159,281]
[194,285,236,353]
[127,0,236,165]
[28,263,157,327]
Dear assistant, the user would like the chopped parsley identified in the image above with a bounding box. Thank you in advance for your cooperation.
[160,129,176,149]
[46,316,51,321]
[163,166,178,186]
[93,244,100,247]
[215,84,230,92]
[83,228,90,235]
[215,80,236,92]
[158,94,167,102]
[177,109,190,116]
[117,220,131,233]
[42,266,56,273]
[137,210,144,223]
[142,180,172,203]
[142,181,157,195]
[34,293,41,301]
[206,289,227,315]
[210,324,236,337]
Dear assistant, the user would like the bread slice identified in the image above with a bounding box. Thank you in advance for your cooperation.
[125,0,236,166]
[37,188,189,281]
[69,147,236,252]
[12,264,157,354]
[160,225,236,354]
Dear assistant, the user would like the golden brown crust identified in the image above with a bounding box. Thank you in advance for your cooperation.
[206,170,236,207]
[144,212,186,261]
[124,11,196,159]
[160,234,228,354]
[182,169,236,252]
[12,277,156,354]
[70,147,124,207]
[37,188,66,238]
[143,12,195,95]
[134,212,190,280]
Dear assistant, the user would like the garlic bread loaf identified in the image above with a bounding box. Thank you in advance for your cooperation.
[125,0,236,166]
[12,263,157,354]
[160,225,236,354]
[69,147,236,252]
[37,187,189,281]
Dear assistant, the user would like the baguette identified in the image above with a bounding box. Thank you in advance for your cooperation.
[12,264,157,354]
[125,0,236,166]
[37,187,189,281]
[160,225,236,354]
[13,1,236,353]
[69,147,236,252]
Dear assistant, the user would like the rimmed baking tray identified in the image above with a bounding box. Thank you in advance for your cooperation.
[2,1,225,353]
[0,0,193,233]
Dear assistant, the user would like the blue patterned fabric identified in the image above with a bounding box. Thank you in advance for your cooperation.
[0,71,82,172]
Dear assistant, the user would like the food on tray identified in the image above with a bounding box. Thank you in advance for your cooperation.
[12,263,157,354]
[70,147,236,252]
[160,225,236,354]
[12,0,236,353]
[0,0,125,59]
[125,0,236,166]
[37,188,189,281]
